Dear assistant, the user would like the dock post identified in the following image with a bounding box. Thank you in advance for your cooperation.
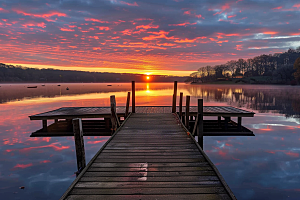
[185,95,190,129]
[73,118,86,176]
[238,117,242,131]
[179,92,183,120]
[110,95,120,133]
[132,81,135,113]
[172,81,177,113]
[197,99,204,149]
[125,92,130,118]
[42,120,47,132]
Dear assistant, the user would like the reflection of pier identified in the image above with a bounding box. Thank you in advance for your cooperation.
[29,81,255,199]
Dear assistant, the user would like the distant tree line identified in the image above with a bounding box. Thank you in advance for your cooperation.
[0,63,186,82]
[187,47,300,84]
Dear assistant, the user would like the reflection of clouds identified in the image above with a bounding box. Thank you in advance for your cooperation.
[204,112,300,199]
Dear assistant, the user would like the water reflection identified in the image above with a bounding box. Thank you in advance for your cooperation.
[0,83,300,200]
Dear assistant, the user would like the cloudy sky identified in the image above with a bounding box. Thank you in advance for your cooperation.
[1,0,300,75]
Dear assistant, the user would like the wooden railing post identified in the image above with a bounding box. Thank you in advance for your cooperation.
[73,118,86,176]
[110,95,120,133]
[179,92,183,120]
[132,81,135,113]
[185,95,190,129]
[125,92,130,118]
[197,99,204,149]
[172,81,178,113]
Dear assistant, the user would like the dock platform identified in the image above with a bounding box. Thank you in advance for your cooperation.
[29,106,254,137]
[60,113,236,200]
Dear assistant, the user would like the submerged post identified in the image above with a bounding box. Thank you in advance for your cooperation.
[185,95,190,129]
[132,81,135,113]
[42,120,47,132]
[125,92,130,118]
[73,118,86,176]
[197,99,204,149]
[172,81,178,113]
[179,92,183,120]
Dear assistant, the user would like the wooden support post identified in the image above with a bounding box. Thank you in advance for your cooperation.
[197,99,204,149]
[218,116,221,127]
[238,117,242,131]
[132,81,135,113]
[54,119,58,123]
[73,118,86,176]
[224,117,230,130]
[185,95,190,129]
[104,118,110,131]
[110,95,120,133]
[125,92,130,118]
[42,120,47,132]
[172,81,178,113]
[179,92,183,120]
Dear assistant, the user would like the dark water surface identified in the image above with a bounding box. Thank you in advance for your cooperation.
[0,83,300,200]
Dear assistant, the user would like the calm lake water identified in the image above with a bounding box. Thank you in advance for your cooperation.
[0,82,300,200]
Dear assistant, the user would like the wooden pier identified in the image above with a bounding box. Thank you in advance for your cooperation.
[60,113,236,200]
[28,81,255,199]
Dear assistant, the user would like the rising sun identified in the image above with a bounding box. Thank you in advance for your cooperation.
[146,76,150,80]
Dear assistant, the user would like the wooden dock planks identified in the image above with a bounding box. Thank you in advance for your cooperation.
[61,113,236,200]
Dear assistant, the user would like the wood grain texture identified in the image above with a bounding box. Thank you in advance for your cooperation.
[61,113,236,199]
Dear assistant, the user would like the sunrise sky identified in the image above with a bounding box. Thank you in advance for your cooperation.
[1,0,300,76]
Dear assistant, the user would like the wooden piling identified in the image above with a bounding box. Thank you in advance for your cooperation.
[110,95,120,132]
[132,81,135,113]
[42,120,47,132]
[125,92,130,118]
[72,118,86,175]
[185,95,190,129]
[197,99,204,149]
[172,81,177,113]
[238,117,242,131]
[179,92,183,120]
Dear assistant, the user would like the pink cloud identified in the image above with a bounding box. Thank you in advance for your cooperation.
[12,163,33,170]
[293,3,300,8]
[120,1,138,6]
[168,21,197,27]
[272,6,282,10]
[60,28,74,32]
[228,14,236,18]
[85,18,109,23]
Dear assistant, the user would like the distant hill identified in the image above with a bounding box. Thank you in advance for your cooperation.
[0,63,187,83]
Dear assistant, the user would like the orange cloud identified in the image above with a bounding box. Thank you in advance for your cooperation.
[272,6,282,10]
[22,22,46,28]
[263,31,278,35]
[13,9,67,19]
[136,24,159,29]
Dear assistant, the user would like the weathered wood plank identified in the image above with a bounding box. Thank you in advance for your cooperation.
[66,194,231,200]
[70,187,226,195]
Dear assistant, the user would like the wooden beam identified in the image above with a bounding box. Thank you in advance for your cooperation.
[73,118,86,176]
[132,81,135,113]
[197,99,204,149]
[125,92,130,118]
[185,95,190,129]
[172,81,178,113]
[179,92,183,120]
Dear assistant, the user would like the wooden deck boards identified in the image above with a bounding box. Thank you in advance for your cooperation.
[61,113,236,200]
[30,106,254,120]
